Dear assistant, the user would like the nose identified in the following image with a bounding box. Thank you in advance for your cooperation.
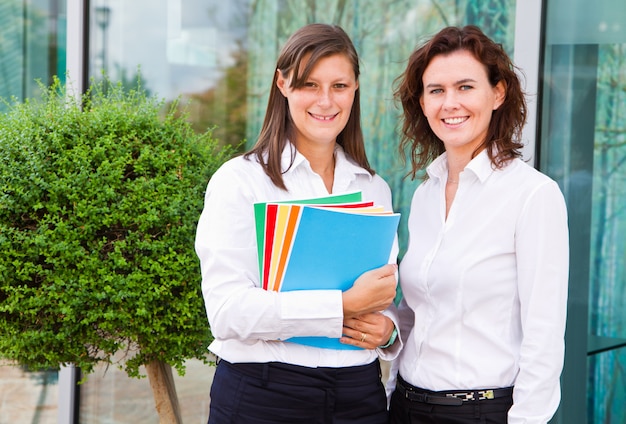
[442,91,460,110]
[317,87,332,107]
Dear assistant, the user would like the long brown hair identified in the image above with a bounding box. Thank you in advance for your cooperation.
[395,25,527,180]
[244,23,373,190]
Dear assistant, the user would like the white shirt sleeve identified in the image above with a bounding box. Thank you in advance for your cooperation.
[508,180,569,423]
[195,162,344,344]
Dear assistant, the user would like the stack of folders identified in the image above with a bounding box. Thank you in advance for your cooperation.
[254,191,400,350]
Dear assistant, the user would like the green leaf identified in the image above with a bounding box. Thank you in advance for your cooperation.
[0,76,234,377]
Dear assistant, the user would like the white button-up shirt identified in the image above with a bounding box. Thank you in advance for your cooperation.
[195,143,400,367]
[396,150,569,423]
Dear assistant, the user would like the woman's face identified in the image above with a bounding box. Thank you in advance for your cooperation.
[277,53,358,152]
[420,49,505,156]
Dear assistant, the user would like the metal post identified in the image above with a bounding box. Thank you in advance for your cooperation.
[57,364,79,424]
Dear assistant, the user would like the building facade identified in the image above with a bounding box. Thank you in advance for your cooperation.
[0,0,625,423]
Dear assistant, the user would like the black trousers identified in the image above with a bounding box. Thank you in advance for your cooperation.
[208,359,388,424]
[388,376,513,424]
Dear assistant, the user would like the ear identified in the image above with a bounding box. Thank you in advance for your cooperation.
[276,69,288,96]
[493,80,506,110]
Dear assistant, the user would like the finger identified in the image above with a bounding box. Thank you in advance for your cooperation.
[359,264,396,282]
[343,319,374,334]
[343,318,365,331]
[339,333,375,350]
[354,312,385,325]
[373,263,398,278]
[343,325,377,344]
[342,325,362,340]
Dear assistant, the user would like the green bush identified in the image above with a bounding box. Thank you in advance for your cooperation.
[0,77,234,377]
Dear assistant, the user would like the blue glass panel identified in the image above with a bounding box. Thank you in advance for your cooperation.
[542,1,626,422]
[0,0,65,107]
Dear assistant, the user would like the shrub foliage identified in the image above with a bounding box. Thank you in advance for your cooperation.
[0,78,233,377]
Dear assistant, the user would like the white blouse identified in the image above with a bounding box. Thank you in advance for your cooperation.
[396,150,569,423]
[195,143,400,368]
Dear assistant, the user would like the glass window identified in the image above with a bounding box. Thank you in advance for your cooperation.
[88,0,518,259]
[0,360,59,423]
[9,0,625,421]
[540,1,626,422]
[0,0,66,106]
[79,357,214,423]
[0,1,65,419]
[81,1,517,420]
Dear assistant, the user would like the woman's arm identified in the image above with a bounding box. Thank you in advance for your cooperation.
[195,164,346,342]
[509,180,569,423]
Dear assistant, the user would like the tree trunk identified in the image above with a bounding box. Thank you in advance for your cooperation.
[145,359,183,424]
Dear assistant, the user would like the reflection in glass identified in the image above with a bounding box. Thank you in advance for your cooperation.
[82,1,519,421]
[246,0,517,257]
[588,42,626,424]
[541,4,626,420]
[79,358,213,423]
[0,361,59,424]
[88,0,517,257]
[94,5,111,87]
[0,0,66,107]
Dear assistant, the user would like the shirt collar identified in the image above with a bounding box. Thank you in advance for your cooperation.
[334,145,373,181]
[427,149,495,184]
[281,141,373,181]
[280,141,304,173]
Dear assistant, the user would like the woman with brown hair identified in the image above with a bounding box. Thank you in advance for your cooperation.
[389,25,569,423]
[195,23,400,423]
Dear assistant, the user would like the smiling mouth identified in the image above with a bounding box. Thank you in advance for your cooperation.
[310,112,338,121]
[443,117,468,125]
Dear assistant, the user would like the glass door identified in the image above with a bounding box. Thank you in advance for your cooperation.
[539,1,626,422]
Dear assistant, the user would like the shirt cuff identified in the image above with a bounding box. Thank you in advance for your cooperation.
[279,289,344,338]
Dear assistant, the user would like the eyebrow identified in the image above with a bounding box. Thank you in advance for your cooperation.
[425,78,478,88]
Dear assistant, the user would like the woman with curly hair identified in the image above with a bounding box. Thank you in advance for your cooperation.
[389,25,569,424]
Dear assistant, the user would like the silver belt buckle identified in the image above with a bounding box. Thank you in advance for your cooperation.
[446,392,474,402]
[445,390,495,401]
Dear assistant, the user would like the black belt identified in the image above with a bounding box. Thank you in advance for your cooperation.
[396,375,514,406]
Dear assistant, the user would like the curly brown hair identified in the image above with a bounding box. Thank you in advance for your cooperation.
[394,25,527,180]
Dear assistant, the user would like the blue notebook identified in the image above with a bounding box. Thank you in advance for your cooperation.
[255,195,400,350]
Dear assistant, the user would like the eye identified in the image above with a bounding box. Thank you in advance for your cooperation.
[459,85,473,91]
[429,88,443,95]
[333,83,348,89]
[303,81,317,88]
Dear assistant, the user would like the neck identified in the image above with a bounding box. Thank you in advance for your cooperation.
[297,142,336,173]
[446,157,466,184]
[309,154,335,176]
[297,143,336,193]
[445,144,483,184]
